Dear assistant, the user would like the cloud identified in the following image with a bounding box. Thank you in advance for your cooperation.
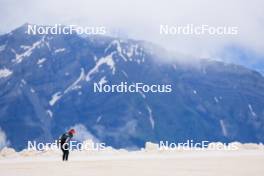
[0,0,263,61]
[0,127,9,149]
[69,124,98,142]
[92,119,139,149]
[94,120,138,141]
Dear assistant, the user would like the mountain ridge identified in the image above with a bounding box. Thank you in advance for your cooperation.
[0,25,264,150]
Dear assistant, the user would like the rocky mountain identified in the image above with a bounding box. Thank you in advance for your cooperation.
[1,24,264,150]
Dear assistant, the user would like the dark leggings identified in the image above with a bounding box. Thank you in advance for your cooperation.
[61,144,69,161]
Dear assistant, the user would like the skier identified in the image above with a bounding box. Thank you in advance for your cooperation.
[59,129,76,161]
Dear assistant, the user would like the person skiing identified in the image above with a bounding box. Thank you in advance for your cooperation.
[59,129,76,161]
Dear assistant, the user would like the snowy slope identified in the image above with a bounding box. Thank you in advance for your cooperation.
[0,24,264,150]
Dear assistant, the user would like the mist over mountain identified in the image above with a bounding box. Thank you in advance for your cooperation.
[1,24,264,150]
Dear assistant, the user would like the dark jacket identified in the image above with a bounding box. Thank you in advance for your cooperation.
[59,132,73,146]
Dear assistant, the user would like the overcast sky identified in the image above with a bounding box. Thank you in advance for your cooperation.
[0,0,264,66]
